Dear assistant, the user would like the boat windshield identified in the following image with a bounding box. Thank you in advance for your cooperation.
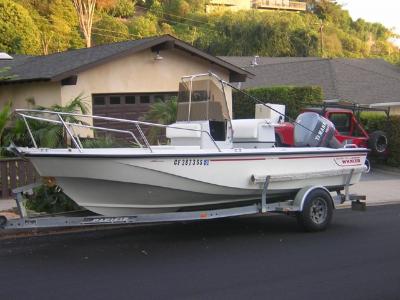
[176,74,231,122]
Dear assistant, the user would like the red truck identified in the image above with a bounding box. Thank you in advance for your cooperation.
[274,104,389,156]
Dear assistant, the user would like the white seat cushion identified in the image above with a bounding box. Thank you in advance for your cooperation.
[166,123,202,138]
[232,119,270,139]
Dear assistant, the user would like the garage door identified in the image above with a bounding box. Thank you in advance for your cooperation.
[92,92,177,141]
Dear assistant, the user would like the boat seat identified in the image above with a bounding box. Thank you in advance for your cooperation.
[166,123,202,138]
[232,119,274,139]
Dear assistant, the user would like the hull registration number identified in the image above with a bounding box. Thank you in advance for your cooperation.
[174,159,209,166]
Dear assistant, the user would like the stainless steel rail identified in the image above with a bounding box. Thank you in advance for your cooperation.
[15,109,222,152]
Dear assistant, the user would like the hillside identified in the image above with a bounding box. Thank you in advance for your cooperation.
[0,0,399,65]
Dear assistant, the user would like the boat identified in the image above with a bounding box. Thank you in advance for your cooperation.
[13,73,368,216]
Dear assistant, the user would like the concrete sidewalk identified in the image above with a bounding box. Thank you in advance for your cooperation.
[349,168,400,205]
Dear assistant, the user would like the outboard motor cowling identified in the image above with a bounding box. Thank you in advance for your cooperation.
[294,112,341,148]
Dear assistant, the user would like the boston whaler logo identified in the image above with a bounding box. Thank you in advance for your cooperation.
[334,156,362,167]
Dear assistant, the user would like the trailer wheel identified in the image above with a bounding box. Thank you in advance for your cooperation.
[297,189,333,232]
[0,216,7,228]
[275,134,283,147]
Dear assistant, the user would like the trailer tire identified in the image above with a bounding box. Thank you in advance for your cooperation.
[297,189,333,232]
[275,134,283,147]
[369,130,388,155]
[0,216,7,228]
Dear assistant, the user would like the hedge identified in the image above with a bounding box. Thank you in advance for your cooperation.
[232,86,324,120]
[360,113,400,167]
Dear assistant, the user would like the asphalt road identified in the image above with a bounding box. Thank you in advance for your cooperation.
[1,205,400,300]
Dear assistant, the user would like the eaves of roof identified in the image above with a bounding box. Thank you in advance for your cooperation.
[0,35,252,85]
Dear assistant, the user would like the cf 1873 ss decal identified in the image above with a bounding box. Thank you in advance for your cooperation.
[174,159,209,166]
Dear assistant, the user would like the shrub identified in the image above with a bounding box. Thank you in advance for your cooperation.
[386,116,400,167]
[233,86,323,120]
[360,112,400,167]
[25,184,80,214]
[359,112,387,132]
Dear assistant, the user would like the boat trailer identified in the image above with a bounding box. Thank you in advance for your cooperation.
[0,170,366,233]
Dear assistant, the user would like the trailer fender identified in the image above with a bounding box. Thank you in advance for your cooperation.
[294,186,334,211]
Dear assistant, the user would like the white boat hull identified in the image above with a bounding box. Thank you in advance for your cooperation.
[21,147,368,216]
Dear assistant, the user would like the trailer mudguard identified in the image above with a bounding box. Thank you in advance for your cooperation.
[293,186,334,211]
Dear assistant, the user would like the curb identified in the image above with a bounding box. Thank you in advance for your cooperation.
[337,200,400,209]
[371,165,400,176]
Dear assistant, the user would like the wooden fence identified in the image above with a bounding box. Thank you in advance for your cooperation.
[0,158,40,199]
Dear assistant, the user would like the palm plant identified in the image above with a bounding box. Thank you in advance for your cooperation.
[144,97,177,125]
[6,95,89,148]
[82,135,116,148]
[143,97,177,144]
[0,101,12,145]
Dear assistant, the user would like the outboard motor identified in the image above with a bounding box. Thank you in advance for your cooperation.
[294,112,341,148]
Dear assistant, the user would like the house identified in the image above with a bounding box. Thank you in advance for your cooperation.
[0,35,251,136]
[220,56,400,115]
[206,0,307,13]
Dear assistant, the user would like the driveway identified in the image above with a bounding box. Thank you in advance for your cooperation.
[349,167,400,204]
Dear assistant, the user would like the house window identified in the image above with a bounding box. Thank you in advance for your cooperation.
[92,92,178,136]
[110,96,121,105]
[93,96,105,105]
[125,96,136,104]
[140,95,150,104]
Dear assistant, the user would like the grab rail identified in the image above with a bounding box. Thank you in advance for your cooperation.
[15,109,222,152]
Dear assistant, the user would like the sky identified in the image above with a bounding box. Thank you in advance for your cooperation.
[337,0,400,46]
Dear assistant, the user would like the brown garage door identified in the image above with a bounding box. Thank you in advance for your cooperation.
[92,92,177,141]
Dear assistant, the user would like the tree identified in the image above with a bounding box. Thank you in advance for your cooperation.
[128,14,159,37]
[72,0,97,47]
[107,0,136,18]
[20,0,84,54]
[92,14,129,45]
[0,0,40,54]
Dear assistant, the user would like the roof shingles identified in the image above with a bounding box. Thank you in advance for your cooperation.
[219,56,400,105]
[0,35,250,83]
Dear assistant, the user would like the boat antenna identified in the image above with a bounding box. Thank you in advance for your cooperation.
[221,79,316,134]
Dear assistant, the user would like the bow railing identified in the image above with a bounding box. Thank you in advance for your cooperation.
[15,109,222,153]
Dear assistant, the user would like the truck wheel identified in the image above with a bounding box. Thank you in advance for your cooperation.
[369,130,388,155]
[297,189,333,232]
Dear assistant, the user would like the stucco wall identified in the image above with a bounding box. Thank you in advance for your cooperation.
[0,81,61,110]
[390,107,400,115]
[61,47,233,116]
